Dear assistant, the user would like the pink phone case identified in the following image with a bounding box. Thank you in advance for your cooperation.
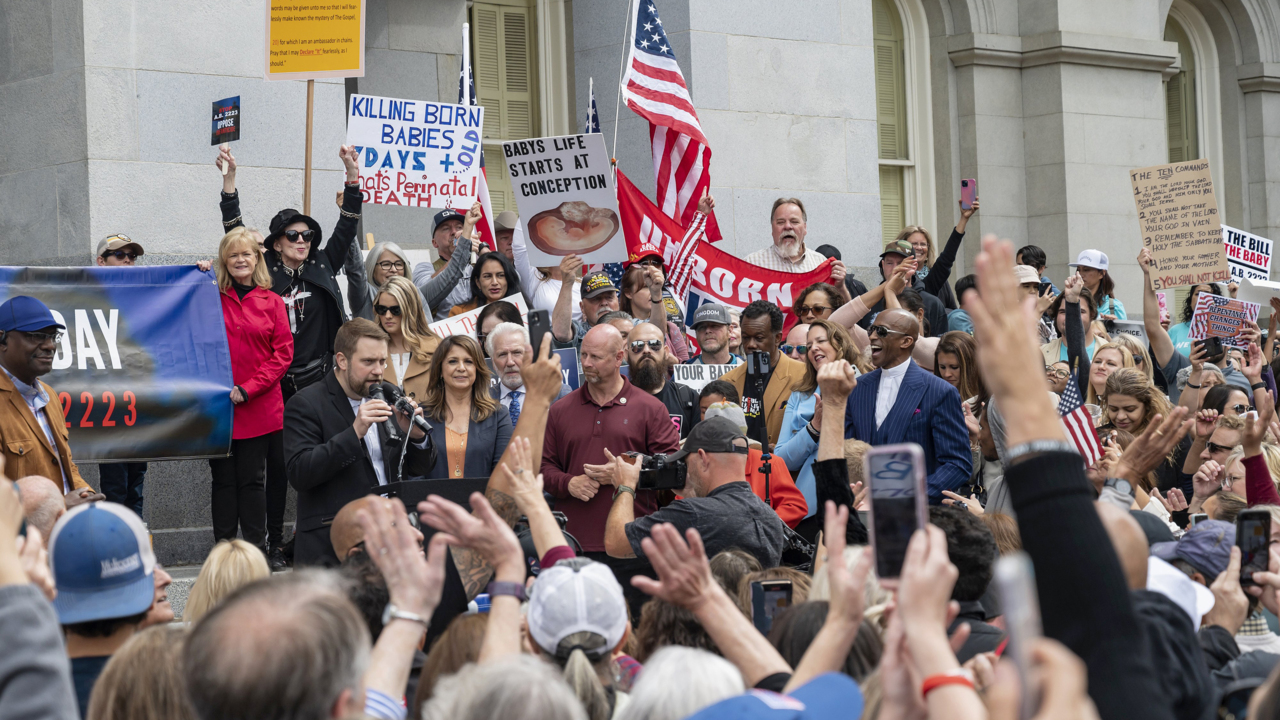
[961,179,977,209]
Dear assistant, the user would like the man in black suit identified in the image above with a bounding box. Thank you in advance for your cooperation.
[284,318,435,567]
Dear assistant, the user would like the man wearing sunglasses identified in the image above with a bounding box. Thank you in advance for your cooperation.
[843,309,972,502]
[95,235,145,267]
[783,323,810,361]
[626,322,699,438]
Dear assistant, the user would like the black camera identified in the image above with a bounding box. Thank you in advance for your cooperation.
[746,351,771,377]
[514,511,582,576]
[635,452,688,491]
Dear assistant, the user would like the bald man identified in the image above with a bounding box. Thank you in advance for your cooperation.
[17,475,64,541]
[1097,503,1150,590]
[330,496,424,560]
[844,308,971,501]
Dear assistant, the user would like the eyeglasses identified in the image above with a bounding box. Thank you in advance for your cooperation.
[1206,440,1236,455]
[103,250,138,262]
[376,260,406,272]
[282,229,317,244]
[1046,367,1070,379]
[868,325,908,338]
[21,330,63,344]
[796,305,832,317]
[374,304,402,317]
[1229,404,1251,415]
[781,344,809,356]
[628,339,663,354]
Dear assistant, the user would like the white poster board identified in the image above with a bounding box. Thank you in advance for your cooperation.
[502,133,624,266]
[671,363,736,392]
[429,294,529,340]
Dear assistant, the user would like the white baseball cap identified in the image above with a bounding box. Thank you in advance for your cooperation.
[1068,249,1109,271]
[527,558,627,659]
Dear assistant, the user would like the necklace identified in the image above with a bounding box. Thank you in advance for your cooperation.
[447,427,469,477]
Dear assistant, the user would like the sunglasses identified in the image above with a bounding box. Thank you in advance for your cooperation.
[22,330,64,344]
[1206,440,1236,455]
[637,258,663,268]
[628,339,663,354]
[282,229,317,244]
[781,344,809,356]
[1229,403,1252,415]
[868,325,908,338]
[103,250,138,261]
[376,260,406,272]
[796,305,832,317]
[374,304,402,317]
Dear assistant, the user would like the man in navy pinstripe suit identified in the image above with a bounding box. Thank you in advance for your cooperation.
[844,309,972,501]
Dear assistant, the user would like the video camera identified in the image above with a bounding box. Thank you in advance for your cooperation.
[628,452,688,491]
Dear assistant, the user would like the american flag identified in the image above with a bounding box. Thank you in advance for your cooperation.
[458,55,496,251]
[584,77,601,134]
[621,0,721,242]
[1058,373,1103,465]
[617,169,707,300]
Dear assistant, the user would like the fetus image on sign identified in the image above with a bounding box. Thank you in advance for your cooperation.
[528,201,619,256]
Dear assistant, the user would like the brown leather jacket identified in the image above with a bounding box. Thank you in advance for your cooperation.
[0,370,88,492]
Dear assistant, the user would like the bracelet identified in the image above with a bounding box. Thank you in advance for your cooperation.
[921,669,976,697]
[1005,439,1076,464]
[805,422,820,441]
[1253,381,1268,391]
[344,179,360,187]
[338,208,361,219]
[1186,381,1202,389]
[612,485,637,501]
[486,580,528,602]
[222,215,242,228]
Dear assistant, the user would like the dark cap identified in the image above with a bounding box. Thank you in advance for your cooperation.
[0,296,65,333]
[668,416,749,462]
[1150,519,1235,579]
[880,238,913,259]
[431,208,465,236]
[266,208,323,247]
[690,303,730,329]
[580,271,619,299]
[1129,510,1175,546]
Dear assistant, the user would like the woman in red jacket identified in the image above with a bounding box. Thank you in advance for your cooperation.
[211,227,294,551]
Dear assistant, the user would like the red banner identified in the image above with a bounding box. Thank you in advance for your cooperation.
[616,170,835,332]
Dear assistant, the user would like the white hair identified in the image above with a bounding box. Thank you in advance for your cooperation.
[423,655,587,720]
[616,647,743,720]
[485,321,529,357]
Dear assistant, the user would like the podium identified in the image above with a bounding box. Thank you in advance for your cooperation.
[384,477,491,541]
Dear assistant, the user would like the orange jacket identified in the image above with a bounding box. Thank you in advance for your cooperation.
[745,447,807,528]
[0,370,87,493]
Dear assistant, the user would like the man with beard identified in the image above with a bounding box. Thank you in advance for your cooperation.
[283,319,434,567]
[686,303,741,366]
[721,301,807,448]
[843,308,971,501]
[626,322,700,438]
[486,322,571,418]
[745,198,849,297]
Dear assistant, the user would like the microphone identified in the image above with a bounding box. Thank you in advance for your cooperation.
[367,383,399,439]
[384,384,433,434]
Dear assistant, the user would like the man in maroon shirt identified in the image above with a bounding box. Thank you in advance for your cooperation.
[541,324,680,593]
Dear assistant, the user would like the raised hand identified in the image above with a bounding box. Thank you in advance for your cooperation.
[1194,409,1219,439]
[558,253,584,281]
[960,198,980,220]
[1063,273,1082,303]
[817,360,858,403]
[697,187,715,215]
[962,400,982,441]
[518,330,564,404]
[1244,389,1275,454]
[217,145,238,193]
[1035,286,1057,316]
[498,437,543,508]
[339,145,360,182]
[1191,460,1224,502]
[1153,487,1188,514]
[1204,547,1249,635]
[630,524,718,611]
[1243,341,1266,384]
[357,497,448,618]
[822,502,874,628]
[1137,247,1153,273]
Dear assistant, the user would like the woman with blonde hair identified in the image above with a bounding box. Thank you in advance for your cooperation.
[1111,333,1153,382]
[895,198,979,310]
[1102,368,1187,493]
[421,335,512,479]
[87,625,194,720]
[1086,341,1135,406]
[373,275,441,401]
[211,227,293,553]
[183,540,271,623]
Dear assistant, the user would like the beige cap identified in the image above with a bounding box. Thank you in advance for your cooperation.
[1014,265,1040,285]
[96,234,145,257]
[495,210,519,231]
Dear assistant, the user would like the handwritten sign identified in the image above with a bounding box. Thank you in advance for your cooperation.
[502,133,624,266]
[1131,160,1229,290]
[1189,293,1260,348]
[671,363,736,392]
[346,93,484,209]
[211,96,240,145]
[265,0,365,80]
[1223,224,1273,283]
[429,295,528,340]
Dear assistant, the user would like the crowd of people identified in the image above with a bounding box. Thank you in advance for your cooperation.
[11,141,1280,720]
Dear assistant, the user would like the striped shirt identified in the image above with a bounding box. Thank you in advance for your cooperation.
[744,244,828,273]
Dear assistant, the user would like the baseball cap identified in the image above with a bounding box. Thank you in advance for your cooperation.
[1068,249,1109,271]
[0,296,65,332]
[628,242,663,266]
[1150,519,1235,580]
[494,210,519,231]
[49,502,157,625]
[687,673,862,720]
[1130,510,1176,546]
[880,239,913,259]
[528,558,627,659]
[580,270,619,299]
[705,402,748,434]
[431,208,465,236]
[96,234,145,258]
[1014,265,1040,285]
[669,416,750,463]
[691,303,731,329]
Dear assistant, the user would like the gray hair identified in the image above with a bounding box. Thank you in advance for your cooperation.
[616,647,743,720]
[365,241,413,289]
[598,310,634,325]
[183,570,369,720]
[485,321,529,357]
[423,655,587,720]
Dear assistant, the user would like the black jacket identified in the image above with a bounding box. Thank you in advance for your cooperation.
[284,374,435,566]
[920,227,965,310]
[1131,589,1217,720]
[859,275,949,338]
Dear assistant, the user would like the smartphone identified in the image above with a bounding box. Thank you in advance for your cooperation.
[1194,336,1225,362]
[750,580,793,634]
[1037,279,1051,296]
[863,443,929,582]
[1238,509,1272,585]
[528,309,551,360]
[993,553,1043,720]
[1190,513,1209,527]
[960,179,977,209]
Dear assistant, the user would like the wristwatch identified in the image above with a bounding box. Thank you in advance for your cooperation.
[487,581,528,602]
[613,485,637,501]
[1252,381,1268,391]
[381,602,430,629]
[1103,477,1134,498]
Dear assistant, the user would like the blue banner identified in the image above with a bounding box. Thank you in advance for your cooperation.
[0,266,234,461]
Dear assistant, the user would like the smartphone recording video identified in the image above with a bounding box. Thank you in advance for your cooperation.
[863,443,928,582]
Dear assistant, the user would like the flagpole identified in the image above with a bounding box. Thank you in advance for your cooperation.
[588,76,594,131]
[611,0,633,176]
[462,23,478,264]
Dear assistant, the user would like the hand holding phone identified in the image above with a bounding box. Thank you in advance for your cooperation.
[528,309,551,361]
[960,179,978,210]
[863,443,928,584]
[750,580,793,634]
[1239,509,1272,585]
[994,553,1043,719]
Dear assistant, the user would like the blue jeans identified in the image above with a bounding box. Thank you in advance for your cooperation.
[99,462,146,517]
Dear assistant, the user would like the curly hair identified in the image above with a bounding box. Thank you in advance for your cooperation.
[928,506,998,602]
[793,282,846,320]
[742,299,784,334]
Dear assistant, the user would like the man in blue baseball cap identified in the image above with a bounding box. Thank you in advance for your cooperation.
[0,296,99,508]
[413,204,486,319]
[49,501,172,718]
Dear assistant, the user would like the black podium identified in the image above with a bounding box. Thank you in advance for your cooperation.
[384,477,491,540]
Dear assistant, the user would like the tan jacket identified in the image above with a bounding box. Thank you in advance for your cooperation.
[0,370,87,492]
[723,352,808,449]
[385,335,440,402]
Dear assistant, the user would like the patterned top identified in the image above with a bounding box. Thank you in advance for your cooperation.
[744,243,828,273]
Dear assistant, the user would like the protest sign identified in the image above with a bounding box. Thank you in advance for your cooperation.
[485,348,580,392]
[0,266,233,461]
[1236,277,1280,306]
[211,96,241,145]
[671,363,736,392]
[1110,320,1149,349]
[1131,159,1229,290]
[1189,292,1260,348]
[346,93,484,209]
[429,295,528,339]
[1222,224,1273,283]
[503,134,624,266]
[265,0,365,80]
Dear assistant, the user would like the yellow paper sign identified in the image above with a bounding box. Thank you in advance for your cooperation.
[265,1,365,80]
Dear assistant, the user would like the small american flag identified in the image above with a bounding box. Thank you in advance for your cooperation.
[1058,373,1103,465]
[584,77,601,134]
